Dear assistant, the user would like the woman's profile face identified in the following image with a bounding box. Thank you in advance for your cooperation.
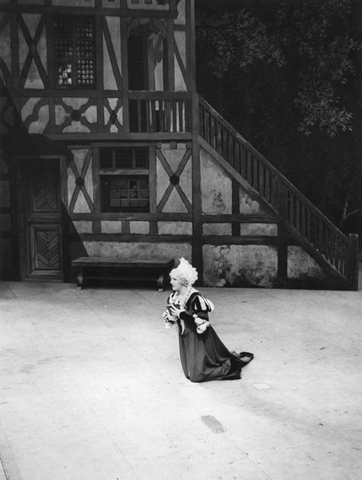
[170,273,183,292]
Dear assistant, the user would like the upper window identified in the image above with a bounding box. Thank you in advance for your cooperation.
[54,16,96,89]
[100,148,149,170]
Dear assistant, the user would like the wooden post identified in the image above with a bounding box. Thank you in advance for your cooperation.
[191,92,203,285]
[276,181,288,286]
[121,16,129,132]
[347,233,359,291]
[276,181,288,218]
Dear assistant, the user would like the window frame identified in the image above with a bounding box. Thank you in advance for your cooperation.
[53,15,97,90]
[99,146,151,214]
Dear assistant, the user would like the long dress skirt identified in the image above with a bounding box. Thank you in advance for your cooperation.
[178,325,247,383]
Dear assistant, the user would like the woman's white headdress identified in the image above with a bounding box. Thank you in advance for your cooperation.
[174,257,198,285]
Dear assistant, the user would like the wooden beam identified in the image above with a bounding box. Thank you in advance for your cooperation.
[347,233,359,291]
[46,132,192,141]
[186,0,196,92]
[149,145,157,214]
[167,16,175,91]
[72,233,192,242]
[201,214,277,223]
[0,4,178,18]
[202,236,279,246]
[231,179,240,236]
[70,212,192,221]
[11,11,20,90]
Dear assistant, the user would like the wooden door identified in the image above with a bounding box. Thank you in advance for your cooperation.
[18,159,64,281]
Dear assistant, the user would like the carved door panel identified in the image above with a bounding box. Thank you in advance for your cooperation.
[19,160,64,281]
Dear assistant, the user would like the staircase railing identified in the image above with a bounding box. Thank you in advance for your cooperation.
[199,95,359,290]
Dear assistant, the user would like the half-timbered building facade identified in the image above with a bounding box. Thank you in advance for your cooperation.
[0,0,359,289]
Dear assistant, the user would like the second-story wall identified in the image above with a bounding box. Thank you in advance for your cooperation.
[0,0,192,137]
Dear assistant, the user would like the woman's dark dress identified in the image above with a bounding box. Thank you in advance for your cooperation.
[174,291,253,383]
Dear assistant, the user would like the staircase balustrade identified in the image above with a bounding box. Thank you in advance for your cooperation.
[199,95,358,290]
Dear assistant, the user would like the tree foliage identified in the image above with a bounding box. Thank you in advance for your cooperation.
[195,0,362,233]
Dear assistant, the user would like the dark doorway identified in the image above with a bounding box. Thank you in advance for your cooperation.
[17,158,65,282]
[128,34,148,90]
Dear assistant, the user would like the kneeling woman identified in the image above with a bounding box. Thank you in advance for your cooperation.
[163,258,254,383]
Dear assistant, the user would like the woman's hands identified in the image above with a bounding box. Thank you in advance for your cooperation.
[168,304,184,319]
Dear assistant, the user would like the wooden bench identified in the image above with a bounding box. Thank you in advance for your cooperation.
[72,256,175,291]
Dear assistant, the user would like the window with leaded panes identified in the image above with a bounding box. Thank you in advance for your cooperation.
[54,16,96,89]
[100,147,150,213]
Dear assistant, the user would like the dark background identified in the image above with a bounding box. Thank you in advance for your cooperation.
[195,0,362,244]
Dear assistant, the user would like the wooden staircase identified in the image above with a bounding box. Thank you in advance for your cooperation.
[198,95,359,291]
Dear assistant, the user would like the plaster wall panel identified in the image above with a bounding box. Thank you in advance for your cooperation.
[174,31,187,91]
[63,120,90,133]
[84,241,191,260]
[28,105,49,133]
[72,149,88,175]
[72,221,92,234]
[102,0,121,7]
[83,105,97,124]
[21,14,45,89]
[179,155,192,202]
[239,224,277,236]
[174,0,187,91]
[201,149,232,214]
[162,143,187,171]
[162,188,188,213]
[67,167,76,207]
[239,190,261,214]
[101,221,122,234]
[130,221,149,235]
[203,244,278,287]
[37,24,47,70]
[287,246,324,280]
[158,221,192,235]
[103,17,121,90]
[20,15,45,89]
[84,156,94,202]
[156,156,170,205]
[73,190,91,213]
[19,27,27,73]
[203,223,232,236]
[22,13,40,40]
[22,98,41,122]
[55,104,67,126]
[175,0,186,24]
[24,60,44,89]
[110,121,120,133]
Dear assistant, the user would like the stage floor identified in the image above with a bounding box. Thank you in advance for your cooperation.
[0,275,361,480]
